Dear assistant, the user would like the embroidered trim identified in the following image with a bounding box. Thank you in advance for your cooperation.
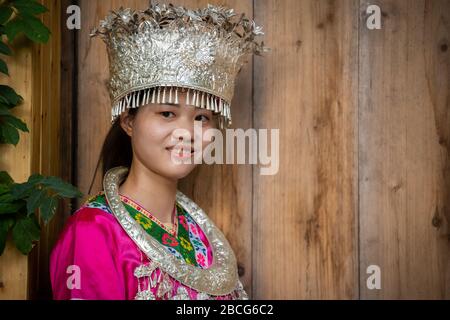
[119,193,179,236]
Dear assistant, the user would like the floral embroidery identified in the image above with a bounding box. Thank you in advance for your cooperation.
[121,194,178,236]
[196,253,207,267]
[184,257,195,266]
[82,193,113,215]
[135,213,152,230]
[179,215,189,230]
[190,224,199,236]
[179,236,193,251]
[166,247,184,260]
[162,233,179,247]
[83,192,210,268]
[185,213,209,266]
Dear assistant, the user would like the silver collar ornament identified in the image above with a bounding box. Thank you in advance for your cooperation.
[103,166,248,299]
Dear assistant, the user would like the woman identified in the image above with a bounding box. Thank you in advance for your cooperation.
[50,3,266,300]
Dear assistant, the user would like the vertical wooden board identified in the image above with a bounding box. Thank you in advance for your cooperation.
[0,38,33,299]
[28,0,63,300]
[77,0,254,296]
[359,0,450,299]
[254,0,359,299]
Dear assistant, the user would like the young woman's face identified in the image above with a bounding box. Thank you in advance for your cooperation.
[120,90,216,181]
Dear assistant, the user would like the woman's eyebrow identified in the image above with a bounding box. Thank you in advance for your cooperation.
[156,103,180,108]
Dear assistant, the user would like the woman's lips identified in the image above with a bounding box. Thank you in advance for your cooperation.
[166,146,195,159]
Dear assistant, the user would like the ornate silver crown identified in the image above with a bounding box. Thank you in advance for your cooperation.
[90,2,268,128]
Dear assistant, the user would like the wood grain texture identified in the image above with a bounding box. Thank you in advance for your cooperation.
[28,0,64,300]
[0,36,33,300]
[253,0,359,299]
[359,0,450,299]
[0,0,64,299]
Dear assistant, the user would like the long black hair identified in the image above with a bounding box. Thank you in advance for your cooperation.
[88,108,138,194]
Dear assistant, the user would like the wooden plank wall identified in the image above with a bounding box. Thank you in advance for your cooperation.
[0,35,33,301]
[0,0,62,299]
[253,0,359,299]
[359,0,450,299]
[75,0,450,299]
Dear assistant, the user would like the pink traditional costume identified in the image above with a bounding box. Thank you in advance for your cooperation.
[50,2,267,300]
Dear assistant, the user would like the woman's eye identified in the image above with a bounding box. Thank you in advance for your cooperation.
[160,111,175,118]
[195,114,210,122]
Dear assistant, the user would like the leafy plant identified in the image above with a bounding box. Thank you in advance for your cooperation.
[0,0,83,255]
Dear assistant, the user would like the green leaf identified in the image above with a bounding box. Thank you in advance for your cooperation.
[0,41,12,56]
[0,85,23,107]
[0,58,8,75]
[4,18,27,42]
[0,191,15,203]
[1,123,19,145]
[3,115,29,132]
[28,174,44,184]
[0,217,14,256]
[0,183,9,195]
[41,176,83,198]
[12,0,48,16]
[11,181,36,199]
[0,171,14,185]
[7,14,50,44]
[0,104,12,116]
[0,201,23,214]
[12,214,40,255]
[39,195,57,224]
[26,188,46,215]
[10,174,46,199]
[0,7,13,25]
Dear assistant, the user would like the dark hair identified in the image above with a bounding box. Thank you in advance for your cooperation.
[88,108,138,194]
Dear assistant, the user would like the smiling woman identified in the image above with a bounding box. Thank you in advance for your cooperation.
[49,2,266,300]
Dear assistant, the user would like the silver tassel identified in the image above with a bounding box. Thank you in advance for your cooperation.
[191,90,196,106]
[169,87,173,104]
[142,90,147,105]
[125,94,131,109]
[219,99,223,113]
[157,87,161,104]
[186,89,190,105]
[136,91,141,108]
[147,88,153,104]
[162,86,166,104]
[201,92,205,109]
[175,87,179,104]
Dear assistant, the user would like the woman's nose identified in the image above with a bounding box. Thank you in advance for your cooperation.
[171,119,196,144]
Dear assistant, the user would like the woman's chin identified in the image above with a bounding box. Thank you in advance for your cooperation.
[163,163,197,180]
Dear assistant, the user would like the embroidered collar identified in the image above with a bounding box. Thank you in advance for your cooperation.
[119,193,179,237]
[103,166,238,296]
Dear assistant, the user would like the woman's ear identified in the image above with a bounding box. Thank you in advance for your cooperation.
[120,110,134,137]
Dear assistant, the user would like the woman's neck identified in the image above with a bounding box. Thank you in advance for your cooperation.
[118,161,178,224]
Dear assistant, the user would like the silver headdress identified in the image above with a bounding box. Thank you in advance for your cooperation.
[90,2,268,129]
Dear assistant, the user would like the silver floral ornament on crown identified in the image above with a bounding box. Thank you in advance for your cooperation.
[90,2,269,129]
